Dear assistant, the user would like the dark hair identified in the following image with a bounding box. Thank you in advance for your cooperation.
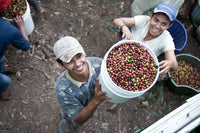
[56,58,63,65]
[152,13,172,24]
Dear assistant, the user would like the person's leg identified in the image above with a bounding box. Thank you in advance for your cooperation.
[27,0,44,16]
[0,56,17,74]
[0,56,5,73]
[0,56,12,100]
[0,74,11,94]
[0,73,11,99]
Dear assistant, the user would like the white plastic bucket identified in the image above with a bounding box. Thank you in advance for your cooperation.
[3,0,34,35]
[99,40,159,103]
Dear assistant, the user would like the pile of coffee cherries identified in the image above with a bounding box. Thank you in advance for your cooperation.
[170,60,200,90]
[106,42,158,92]
[2,0,26,19]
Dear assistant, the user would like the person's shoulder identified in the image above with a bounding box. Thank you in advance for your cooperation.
[0,18,9,24]
[0,19,21,43]
[0,18,16,34]
[0,19,23,39]
[86,57,102,68]
[158,30,174,49]
[133,15,150,28]
[0,18,17,30]
[161,30,173,39]
[55,71,70,90]
[86,57,102,76]
[56,70,68,81]
[134,15,150,20]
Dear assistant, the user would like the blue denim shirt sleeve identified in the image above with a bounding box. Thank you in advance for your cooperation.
[10,29,30,51]
[0,18,30,57]
[55,57,102,121]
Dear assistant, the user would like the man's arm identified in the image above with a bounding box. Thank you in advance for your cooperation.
[13,15,29,41]
[75,79,110,125]
[113,17,135,40]
[159,50,178,76]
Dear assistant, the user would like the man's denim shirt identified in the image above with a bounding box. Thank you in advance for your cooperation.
[54,57,102,121]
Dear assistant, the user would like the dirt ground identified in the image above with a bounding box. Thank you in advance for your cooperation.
[0,0,200,133]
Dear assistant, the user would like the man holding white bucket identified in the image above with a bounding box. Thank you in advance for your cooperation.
[53,36,110,133]
[0,0,30,101]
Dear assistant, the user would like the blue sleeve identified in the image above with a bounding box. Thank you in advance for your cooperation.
[0,19,30,56]
[9,29,30,51]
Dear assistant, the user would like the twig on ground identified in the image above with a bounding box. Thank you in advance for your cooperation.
[117,108,122,133]
[22,65,51,80]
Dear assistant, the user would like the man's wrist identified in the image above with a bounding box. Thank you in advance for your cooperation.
[91,98,100,106]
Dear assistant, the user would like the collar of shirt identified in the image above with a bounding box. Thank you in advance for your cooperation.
[65,60,94,88]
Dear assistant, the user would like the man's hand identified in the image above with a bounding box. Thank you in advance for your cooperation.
[93,79,111,105]
[13,15,29,40]
[159,60,173,76]
[13,15,25,30]
[122,26,133,40]
[75,79,111,125]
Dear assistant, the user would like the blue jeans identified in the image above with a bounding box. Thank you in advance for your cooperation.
[0,56,11,95]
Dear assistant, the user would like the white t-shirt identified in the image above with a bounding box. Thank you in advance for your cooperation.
[131,15,175,57]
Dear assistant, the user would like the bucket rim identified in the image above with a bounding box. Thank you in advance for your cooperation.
[167,53,200,92]
[103,40,160,94]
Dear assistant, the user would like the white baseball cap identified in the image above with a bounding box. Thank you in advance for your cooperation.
[54,36,85,63]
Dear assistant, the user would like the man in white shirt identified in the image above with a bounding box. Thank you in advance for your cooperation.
[113,3,178,76]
